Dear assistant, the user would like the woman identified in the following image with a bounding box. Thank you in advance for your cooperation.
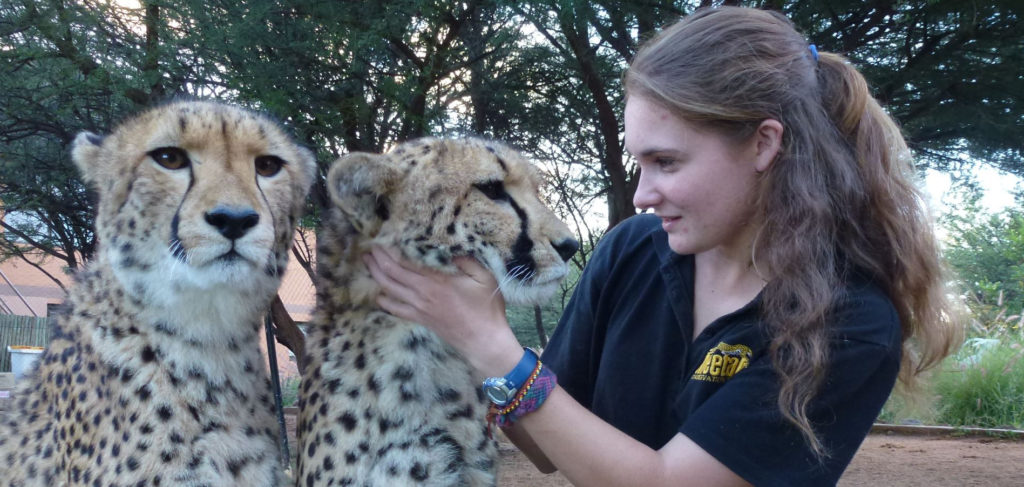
[365,6,959,486]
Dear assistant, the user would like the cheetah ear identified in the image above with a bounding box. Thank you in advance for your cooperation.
[70,131,109,187]
[326,152,401,235]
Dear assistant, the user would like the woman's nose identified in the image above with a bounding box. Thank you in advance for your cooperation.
[632,169,660,210]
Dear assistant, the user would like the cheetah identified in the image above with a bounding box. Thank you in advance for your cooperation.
[0,101,315,486]
[296,138,579,486]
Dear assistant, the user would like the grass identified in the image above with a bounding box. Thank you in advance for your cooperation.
[506,296,567,350]
[280,376,300,408]
[933,337,1024,429]
[880,336,1024,430]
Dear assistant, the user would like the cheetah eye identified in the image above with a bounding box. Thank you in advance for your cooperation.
[254,155,285,177]
[473,180,509,201]
[148,147,191,170]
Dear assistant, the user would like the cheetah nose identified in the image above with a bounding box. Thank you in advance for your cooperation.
[204,207,260,240]
[553,237,579,262]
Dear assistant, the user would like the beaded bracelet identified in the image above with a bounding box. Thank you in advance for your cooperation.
[487,359,557,431]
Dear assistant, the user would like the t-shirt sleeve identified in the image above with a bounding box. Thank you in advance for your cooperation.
[680,322,900,486]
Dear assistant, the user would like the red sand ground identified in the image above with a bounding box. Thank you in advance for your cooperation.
[283,414,1023,485]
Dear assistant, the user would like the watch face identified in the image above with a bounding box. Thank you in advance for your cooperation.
[485,386,511,405]
[483,378,516,406]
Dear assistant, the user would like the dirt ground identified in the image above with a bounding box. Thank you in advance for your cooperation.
[284,414,1023,485]
[496,433,1024,486]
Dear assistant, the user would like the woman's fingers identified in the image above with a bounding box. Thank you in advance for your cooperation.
[454,255,498,287]
[374,245,424,274]
[361,245,516,370]
[375,291,418,322]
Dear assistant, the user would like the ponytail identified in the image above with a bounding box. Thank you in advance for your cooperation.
[817,52,961,384]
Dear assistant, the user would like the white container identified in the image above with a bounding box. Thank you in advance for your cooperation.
[8,346,43,380]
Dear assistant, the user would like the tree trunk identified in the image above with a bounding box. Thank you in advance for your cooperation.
[558,12,636,230]
[143,2,164,102]
[533,305,548,348]
[270,294,306,375]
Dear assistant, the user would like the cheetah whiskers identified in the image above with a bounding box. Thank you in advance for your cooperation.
[166,241,185,274]
[496,264,531,298]
[512,269,538,297]
[494,265,523,296]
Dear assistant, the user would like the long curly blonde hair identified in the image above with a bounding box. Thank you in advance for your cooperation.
[625,6,960,457]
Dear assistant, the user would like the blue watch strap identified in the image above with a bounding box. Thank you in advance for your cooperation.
[505,348,539,389]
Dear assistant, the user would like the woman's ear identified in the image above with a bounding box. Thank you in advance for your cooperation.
[753,119,783,172]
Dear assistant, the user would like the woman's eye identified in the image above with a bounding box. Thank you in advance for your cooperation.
[255,155,285,177]
[148,147,191,170]
[654,157,676,168]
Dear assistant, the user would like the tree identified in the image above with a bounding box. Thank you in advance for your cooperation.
[0,0,178,287]
[509,0,682,230]
[785,0,1024,175]
[510,0,1024,230]
[943,187,1024,320]
[3,0,1023,322]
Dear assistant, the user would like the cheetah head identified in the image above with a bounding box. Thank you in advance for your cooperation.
[326,137,578,305]
[71,101,315,316]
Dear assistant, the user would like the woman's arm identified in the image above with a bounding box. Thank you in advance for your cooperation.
[514,387,749,487]
[501,420,557,473]
[364,247,750,487]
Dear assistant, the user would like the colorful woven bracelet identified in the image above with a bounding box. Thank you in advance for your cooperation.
[494,363,557,428]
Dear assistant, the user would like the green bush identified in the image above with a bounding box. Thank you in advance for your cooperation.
[507,295,567,349]
[280,376,301,408]
[506,260,583,349]
[876,387,938,426]
[933,338,1024,429]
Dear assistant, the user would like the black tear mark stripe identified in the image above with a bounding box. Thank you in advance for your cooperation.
[504,196,536,276]
[255,172,276,236]
[169,167,196,259]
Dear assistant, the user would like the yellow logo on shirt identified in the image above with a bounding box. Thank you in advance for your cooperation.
[691,342,752,383]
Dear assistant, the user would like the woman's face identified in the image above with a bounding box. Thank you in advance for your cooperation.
[625,95,765,257]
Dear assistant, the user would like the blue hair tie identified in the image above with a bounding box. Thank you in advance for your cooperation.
[808,44,819,62]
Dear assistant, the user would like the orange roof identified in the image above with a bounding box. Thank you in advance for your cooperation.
[0,253,67,317]
[1,236,318,322]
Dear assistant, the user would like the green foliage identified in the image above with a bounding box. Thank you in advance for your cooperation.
[942,187,1024,332]
[506,243,589,349]
[934,338,1024,429]
[280,376,301,408]
[506,299,565,350]
[878,337,1024,430]
[3,0,1024,288]
[786,0,1024,171]
[876,387,938,426]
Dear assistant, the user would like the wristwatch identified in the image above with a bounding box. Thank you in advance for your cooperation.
[482,348,539,406]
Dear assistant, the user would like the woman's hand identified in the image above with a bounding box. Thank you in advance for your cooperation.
[363,246,524,377]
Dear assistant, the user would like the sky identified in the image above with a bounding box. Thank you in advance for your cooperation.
[924,165,1020,215]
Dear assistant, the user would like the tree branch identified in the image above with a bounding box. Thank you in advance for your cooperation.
[0,220,71,262]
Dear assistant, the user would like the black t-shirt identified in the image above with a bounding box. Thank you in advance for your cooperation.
[542,214,901,486]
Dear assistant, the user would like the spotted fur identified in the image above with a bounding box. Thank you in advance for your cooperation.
[297,138,578,486]
[0,101,315,486]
